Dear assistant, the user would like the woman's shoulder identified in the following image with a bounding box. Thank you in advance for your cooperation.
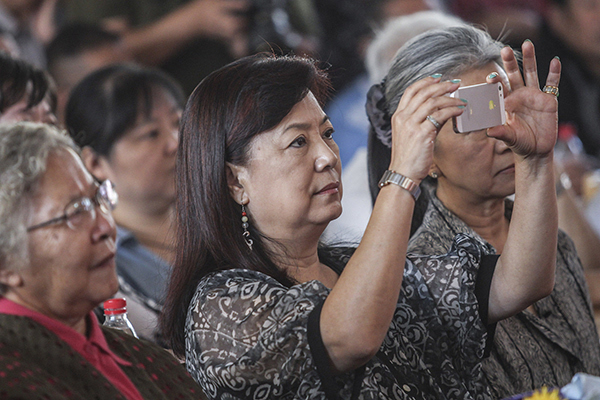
[192,268,331,313]
[198,268,288,293]
[408,233,485,263]
[318,245,356,274]
[102,329,203,398]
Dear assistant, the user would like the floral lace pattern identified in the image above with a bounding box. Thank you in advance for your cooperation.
[185,234,493,399]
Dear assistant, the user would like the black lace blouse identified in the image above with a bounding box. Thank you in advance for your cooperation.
[185,234,497,399]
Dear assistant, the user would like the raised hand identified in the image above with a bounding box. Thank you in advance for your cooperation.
[487,40,562,158]
[388,76,464,182]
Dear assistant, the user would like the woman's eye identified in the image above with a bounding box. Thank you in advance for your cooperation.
[65,199,91,224]
[323,128,335,139]
[290,136,307,148]
[145,130,160,139]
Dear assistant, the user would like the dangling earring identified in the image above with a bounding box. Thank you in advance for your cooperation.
[430,171,439,179]
[241,203,253,251]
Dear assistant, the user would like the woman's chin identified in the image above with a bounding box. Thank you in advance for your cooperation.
[323,204,344,225]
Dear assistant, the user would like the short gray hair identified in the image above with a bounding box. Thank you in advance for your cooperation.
[365,11,466,84]
[384,25,506,113]
[0,122,78,283]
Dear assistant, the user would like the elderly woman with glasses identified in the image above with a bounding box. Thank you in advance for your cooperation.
[0,122,202,399]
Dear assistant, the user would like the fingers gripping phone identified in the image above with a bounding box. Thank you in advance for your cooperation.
[450,82,505,133]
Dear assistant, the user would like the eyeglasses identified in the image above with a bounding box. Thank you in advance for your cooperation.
[27,180,118,232]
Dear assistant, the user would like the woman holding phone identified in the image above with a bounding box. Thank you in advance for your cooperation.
[162,25,562,397]
[367,26,600,399]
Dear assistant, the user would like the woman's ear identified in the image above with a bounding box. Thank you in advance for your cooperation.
[226,162,249,205]
[428,164,441,179]
[80,146,111,181]
[0,268,23,289]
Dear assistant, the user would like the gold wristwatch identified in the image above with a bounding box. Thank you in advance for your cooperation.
[378,170,421,201]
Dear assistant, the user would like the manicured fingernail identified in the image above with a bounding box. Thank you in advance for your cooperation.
[524,39,533,44]
[449,79,461,84]
[488,72,499,79]
[430,73,442,78]
[460,98,468,103]
[458,105,466,108]
[554,56,560,61]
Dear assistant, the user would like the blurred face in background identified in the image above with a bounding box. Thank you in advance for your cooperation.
[97,86,181,213]
[548,0,600,65]
[0,84,57,125]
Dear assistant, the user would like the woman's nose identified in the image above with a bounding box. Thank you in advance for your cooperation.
[494,133,511,153]
[165,126,179,155]
[314,141,339,172]
[91,205,116,243]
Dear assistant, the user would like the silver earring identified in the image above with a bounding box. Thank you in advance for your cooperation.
[430,171,439,179]
[241,204,253,251]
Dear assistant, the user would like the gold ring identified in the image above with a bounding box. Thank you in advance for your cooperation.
[542,85,559,97]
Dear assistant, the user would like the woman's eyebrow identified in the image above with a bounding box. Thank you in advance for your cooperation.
[283,116,330,133]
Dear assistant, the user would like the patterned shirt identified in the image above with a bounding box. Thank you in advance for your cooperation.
[407,190,600,399]
[185,235,497,399]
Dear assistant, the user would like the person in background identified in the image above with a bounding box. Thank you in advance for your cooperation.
[0,0,58,67]
[65,64,183,345]
[0,122,203,400]
[365,10,464,84]
[527,0,600,325]
[46,23,134,125]
[160,45,560,398]
[0,50,56,124]
[367,25,600,398]
[61,0,249,94]
[537,0,600,160]
[443,0,545,46]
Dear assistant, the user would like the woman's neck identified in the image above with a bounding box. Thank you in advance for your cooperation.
[265,225,338,288]
[113,200,176,264]
[436,186,510,252]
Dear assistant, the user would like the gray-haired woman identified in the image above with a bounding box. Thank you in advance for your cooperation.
[367,25,600,398]
[0,122,203,399]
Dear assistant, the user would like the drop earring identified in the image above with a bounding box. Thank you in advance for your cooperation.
[430,171,439,179]
[241,203,253,251]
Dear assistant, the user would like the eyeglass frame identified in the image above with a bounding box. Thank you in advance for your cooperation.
[26,180,118,232]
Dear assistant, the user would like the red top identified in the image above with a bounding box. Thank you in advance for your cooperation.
[0,298,144,400]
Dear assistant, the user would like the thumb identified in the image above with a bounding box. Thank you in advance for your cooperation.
[487,125,516,147]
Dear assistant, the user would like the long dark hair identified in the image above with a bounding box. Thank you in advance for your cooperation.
[160,53,331,356]
[65,63,185,155]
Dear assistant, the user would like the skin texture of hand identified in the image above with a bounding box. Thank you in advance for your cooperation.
[121,0,249,65]
[186,0,249,40]
[487,41,562,159]
[388,77,465,182]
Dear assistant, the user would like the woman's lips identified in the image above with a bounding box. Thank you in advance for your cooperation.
[92,253,116,270]
[498,164,515,175]
[316,182,340,195]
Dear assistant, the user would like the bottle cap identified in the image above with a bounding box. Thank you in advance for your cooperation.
[104,298,127,315]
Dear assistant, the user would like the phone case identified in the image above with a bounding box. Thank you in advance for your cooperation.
[450,82,505,133]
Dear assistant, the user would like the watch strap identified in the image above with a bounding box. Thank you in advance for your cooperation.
[378,170,421,201]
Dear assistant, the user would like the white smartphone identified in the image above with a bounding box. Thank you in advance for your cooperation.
[450,82,505,133]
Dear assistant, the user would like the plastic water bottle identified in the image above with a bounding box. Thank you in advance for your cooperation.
[103,298,139,338]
